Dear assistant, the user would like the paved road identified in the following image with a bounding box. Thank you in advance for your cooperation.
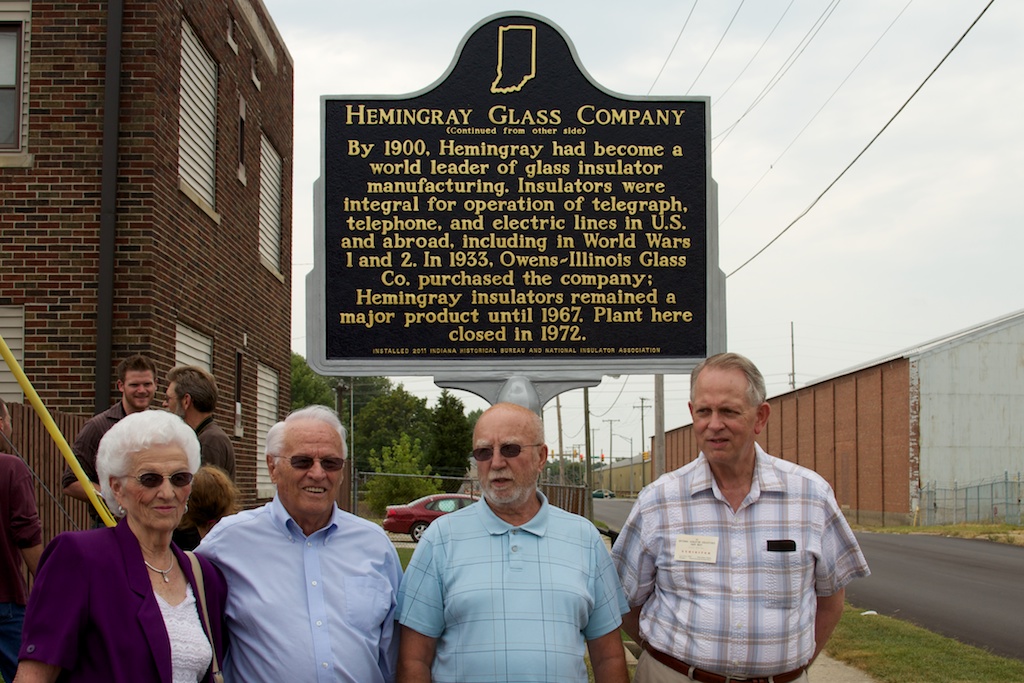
[593,497,634,534]
[847,532,1024,661]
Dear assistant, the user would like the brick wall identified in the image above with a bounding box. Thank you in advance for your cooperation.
[0,0,293,506]
[663,358,913,525]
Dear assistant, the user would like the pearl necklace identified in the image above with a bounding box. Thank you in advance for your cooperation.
[144,558,174,583]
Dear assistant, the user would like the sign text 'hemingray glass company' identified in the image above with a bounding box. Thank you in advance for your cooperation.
[319,17,710,368]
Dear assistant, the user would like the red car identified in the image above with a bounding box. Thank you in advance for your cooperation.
[383,493,478,542]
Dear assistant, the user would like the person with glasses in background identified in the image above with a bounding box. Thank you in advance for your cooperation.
[397,402,630,683]
[16,410,228,682]
[197,405,402,683]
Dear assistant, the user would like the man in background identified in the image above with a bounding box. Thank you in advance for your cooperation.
[0,397,43,683]
[163,365,236,479]
[62,354,156,524]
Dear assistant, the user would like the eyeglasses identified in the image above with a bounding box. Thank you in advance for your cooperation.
[134,472,194,488]
[276,455,346,472]
[470,443,542,462]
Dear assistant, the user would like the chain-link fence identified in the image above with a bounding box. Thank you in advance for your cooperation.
[918,472,1022,525]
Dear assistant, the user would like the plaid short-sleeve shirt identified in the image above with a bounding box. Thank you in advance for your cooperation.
[612,444,869,678]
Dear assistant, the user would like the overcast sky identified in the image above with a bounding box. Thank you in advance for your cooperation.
[261,0,1022,461]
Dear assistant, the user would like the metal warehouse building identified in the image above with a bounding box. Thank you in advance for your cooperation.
[664,308,1024,526]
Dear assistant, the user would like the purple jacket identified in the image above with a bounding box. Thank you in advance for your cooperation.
[19,518,228,682]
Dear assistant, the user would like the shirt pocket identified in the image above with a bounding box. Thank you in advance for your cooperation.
[762,547,811,610]
[342,576,393,630]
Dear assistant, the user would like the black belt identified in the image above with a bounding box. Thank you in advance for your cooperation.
[642,642,806,683]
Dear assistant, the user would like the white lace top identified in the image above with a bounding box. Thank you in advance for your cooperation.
[155,584,213,682]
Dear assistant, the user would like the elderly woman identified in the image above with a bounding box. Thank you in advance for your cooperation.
[15,410,227,683]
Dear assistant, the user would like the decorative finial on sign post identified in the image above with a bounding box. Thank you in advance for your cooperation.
[496,375,541,415]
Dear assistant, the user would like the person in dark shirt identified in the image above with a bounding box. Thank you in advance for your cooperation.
[62,354,157,525]
[0,397,43,683]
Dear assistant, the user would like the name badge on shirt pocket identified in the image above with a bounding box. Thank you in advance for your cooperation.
[674,535,719,563]
[767,539,797,552]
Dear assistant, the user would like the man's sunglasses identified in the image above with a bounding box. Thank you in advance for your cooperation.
[135,472,194,488]
[277,455,346,472]
[471,443,542,462]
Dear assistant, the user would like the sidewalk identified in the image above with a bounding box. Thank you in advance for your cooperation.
[808,653,877,682]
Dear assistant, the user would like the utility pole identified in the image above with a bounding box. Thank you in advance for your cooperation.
[789,321,796,390]
[634,397,650,488]
[603,419,618,490]
[555,394,565,484]
[583,387,593,520]
[654,375,665,478]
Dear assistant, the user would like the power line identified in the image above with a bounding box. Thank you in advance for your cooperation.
[720,0,914,226]
[686,0,747,95]
[727,0,996,279]
[646,1,698,95]
[712,0,842,145]
[714,0,795,107]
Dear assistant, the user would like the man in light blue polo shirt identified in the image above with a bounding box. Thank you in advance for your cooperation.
[198,405,402,683]
[398,402,629,683]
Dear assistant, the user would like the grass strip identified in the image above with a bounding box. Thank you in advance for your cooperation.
[828,604,1024,682]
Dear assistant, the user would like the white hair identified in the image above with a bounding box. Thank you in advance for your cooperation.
[97,410,201,510]
[265,404,347,459]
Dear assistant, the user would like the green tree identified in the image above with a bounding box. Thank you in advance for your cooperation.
[427,390,473,480]
[290,352,336,410]
[353,385,433,473]
[362,433,440,515]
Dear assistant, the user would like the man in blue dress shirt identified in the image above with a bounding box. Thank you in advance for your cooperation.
[198,405,402,683]
[398,402,629,683]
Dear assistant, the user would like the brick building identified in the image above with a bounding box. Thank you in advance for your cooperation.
[1,0,293,509]
[662,309,1024,526]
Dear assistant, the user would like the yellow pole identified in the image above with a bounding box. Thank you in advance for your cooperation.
[0,332,116,527]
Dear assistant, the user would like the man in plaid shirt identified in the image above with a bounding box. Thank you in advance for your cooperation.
[613,353,869,683]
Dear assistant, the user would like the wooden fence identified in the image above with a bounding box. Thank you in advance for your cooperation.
[6,402,93,542]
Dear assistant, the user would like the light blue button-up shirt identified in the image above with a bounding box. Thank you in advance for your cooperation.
[197,496,402,683]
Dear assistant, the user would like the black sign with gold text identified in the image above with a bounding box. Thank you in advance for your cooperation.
[315,13,712,374]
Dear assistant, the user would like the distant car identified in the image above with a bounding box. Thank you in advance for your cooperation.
[383,493,478,542]
[592,488,616,498]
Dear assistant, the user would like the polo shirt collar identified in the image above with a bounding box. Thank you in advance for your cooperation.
[478,489,550,538]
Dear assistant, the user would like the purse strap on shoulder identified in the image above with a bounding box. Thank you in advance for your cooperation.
[185,550,223,678]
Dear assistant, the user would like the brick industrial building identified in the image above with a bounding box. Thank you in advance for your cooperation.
[662,309,1024,526]
[1,0,293,515]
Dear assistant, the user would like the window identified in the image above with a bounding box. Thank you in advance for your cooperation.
[258,134,283,272]
[233,350,244,437]
[0,9,28,154]
[237,96,246,183]
[0,24,20,148]
[179,19,218,210]
[255,362,279,497]
[175,322,213,370]
[0,306,24,402]
[226,16,239,54]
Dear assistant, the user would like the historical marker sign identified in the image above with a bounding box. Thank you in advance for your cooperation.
[308,12,722,377]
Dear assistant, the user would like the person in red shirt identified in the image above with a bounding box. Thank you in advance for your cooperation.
[0,397,43,683]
